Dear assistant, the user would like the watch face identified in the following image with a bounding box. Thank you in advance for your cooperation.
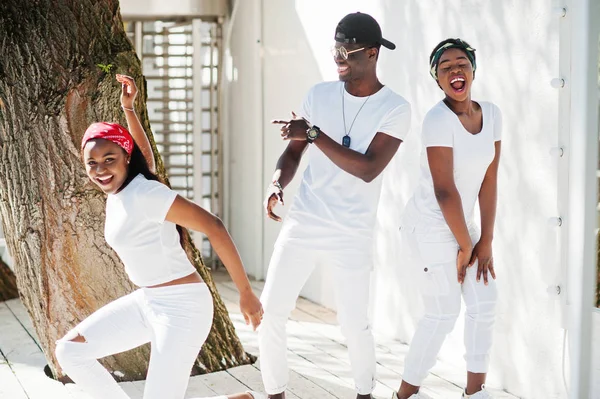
[308,128,318,138]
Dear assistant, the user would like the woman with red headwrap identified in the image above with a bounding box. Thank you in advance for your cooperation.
[55,74,264,399]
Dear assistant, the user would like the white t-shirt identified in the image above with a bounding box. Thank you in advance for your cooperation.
[104,174,196,287]
[402,100,502,231]
[276,81,411,255]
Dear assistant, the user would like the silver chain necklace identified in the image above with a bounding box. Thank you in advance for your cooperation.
[341,84,371,148]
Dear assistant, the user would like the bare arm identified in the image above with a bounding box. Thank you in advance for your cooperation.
[428,146,474,283]
[276,117,402,183]
[264,138,308,221]
[165,195,263,329]
[313,131,401,182]
[116,74,157,174]
[469,141,501,284]
[427,146,472,250]
[166,196,252,294]
[273,139,308,190]
[478,141,501,244]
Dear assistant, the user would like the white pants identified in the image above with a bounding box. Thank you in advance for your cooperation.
[258,244,376,395]
[401,227,497,386]
[55,283,214,399]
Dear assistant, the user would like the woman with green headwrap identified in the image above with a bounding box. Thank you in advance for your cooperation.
[393,38,502,399]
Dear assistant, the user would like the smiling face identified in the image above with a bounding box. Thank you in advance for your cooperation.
[436,47,474,101]
[333,42,377,82]
[83,139,130,194]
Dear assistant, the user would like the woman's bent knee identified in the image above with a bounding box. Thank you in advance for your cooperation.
[55,332,88,367]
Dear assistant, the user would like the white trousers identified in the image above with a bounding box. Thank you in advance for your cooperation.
[55,283,214,399]
[401,227,497,386]
[258,244,376,395]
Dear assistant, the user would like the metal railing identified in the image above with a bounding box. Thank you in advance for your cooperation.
[125,19,223,268]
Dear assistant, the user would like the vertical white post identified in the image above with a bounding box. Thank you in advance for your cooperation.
[255,0,266,280]
[192,18,204,246]
[222,1,242,232]
[567,0,599,397]
[556,0,571,334]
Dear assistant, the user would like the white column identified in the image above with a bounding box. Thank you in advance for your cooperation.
[255,0,266,280]
[567,0,599,397]
[192,18,205,246]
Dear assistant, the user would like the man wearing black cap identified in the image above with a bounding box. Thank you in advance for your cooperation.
[259,12,411,399]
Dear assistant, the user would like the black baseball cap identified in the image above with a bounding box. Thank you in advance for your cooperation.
[334,12,396,50]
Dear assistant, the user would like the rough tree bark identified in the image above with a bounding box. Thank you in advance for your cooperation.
[0,256,18,302]
[0,0,253,381]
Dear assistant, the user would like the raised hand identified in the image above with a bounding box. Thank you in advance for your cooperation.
[272,112,310,141]
[116,74,138,110]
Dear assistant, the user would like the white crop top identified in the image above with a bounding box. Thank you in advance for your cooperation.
[104,174,196,287]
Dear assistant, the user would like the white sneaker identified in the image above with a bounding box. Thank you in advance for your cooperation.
[392,391,434,399]
[461,385,493,398]
[247,391,267,399]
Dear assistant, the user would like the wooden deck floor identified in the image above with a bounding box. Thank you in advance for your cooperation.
[0,270,519,399]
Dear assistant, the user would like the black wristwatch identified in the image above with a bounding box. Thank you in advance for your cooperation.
[306,125,321,144]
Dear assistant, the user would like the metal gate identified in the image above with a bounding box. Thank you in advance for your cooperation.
[125,19,223,268]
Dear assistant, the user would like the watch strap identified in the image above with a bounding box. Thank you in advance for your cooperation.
[306,125,321,144]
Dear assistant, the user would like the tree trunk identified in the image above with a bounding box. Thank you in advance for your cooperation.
[0,0,253,381]
[0,256,18,302]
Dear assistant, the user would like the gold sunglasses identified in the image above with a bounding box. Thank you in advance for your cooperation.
[330,45,366,60]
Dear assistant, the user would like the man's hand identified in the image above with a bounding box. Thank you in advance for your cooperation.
[263,182,284,222]
[272,112,310,141]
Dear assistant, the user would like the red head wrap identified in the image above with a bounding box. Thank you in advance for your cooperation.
[81,122,134,155]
